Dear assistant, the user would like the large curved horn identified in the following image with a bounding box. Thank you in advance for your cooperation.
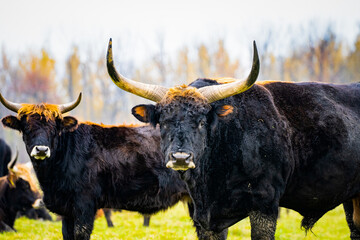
[107,38,169,102]
[7,149,19,170]
[198,41,260,103]
[59,92,82,114]
[0,93,22,113]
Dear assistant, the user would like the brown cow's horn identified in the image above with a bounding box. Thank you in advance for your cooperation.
[106,38,169,102]
[59,93,82,114]
[0,93,22,113]
[198,41,260,103]
[7,149,19,170]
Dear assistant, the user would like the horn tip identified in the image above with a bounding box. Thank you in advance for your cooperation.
[107,39,113,63]
[77,92,82,102]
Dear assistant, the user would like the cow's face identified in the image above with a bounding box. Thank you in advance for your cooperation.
[2,104,78,161]
[106,38,259,171]
[132,86,234,170]
[7,159,43,211]
[8,177,40,211]
[0,94,81,161]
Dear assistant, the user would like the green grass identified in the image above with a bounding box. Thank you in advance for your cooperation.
[0,204,350,239]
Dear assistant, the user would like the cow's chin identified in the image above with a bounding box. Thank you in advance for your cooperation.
[166,160,196,171]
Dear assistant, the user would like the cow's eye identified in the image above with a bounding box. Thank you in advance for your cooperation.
[198,120,205,129]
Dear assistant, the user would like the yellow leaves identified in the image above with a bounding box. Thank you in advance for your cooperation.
[21,49,56,82]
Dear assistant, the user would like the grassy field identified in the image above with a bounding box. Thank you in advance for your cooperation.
[1,204,350,240]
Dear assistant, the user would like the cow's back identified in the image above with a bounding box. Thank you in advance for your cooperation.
[261,82,360,215]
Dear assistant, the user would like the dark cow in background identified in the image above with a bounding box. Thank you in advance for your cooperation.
[107,38,360,240]
[0,94,189,240]
[0,151,43,232]
[0,143,52,222]
[0,138,11,177]
[14,162,53,222]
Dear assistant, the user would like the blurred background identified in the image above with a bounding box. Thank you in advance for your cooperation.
[0,0,360,162]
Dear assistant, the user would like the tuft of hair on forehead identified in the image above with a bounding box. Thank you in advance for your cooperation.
[159,85,208,106]
[18,103,62,121]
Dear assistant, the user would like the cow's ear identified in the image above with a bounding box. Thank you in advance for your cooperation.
[2,116,21,131]
[132,104,157,124]
[215,105,234,117]
[62,116,78,132]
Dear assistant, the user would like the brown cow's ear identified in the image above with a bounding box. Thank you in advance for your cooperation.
[62,116,78,132]
[2,116,21,131]
[215,105,234,117]
[132,104,156,123]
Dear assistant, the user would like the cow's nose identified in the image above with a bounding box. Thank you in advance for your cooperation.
[32,199,44,209]
[31,145,51,160]
[171,152,192,161]
[36,146,48,153]
[166,152,195,170]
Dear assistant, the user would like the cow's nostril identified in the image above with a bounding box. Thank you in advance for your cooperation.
[36,146,48,153]
[171,152,191,161]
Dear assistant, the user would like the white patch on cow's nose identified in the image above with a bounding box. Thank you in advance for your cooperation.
[32,199,44,209]
[30,145,51,160]
[166,161,174,168]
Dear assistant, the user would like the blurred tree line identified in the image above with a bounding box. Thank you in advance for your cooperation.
[0,26,360,161]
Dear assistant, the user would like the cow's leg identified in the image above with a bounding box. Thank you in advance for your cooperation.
[344,200,360,239]
[0,221,15,232]
[62,217,75,240]
[71,200,96,240]
[73,212,96,240]
[143,214,151,227]
[103,208,114,227]
[187,203,228,240]
[249,210,277,240]
[195,227,228,240]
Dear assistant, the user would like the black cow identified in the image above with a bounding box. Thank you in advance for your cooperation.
[0,94,189,240]
[14,162,53,222]
[0,151,43,232]
[0,138,11,177]
[107,38,360,240]
[0,145,53,222]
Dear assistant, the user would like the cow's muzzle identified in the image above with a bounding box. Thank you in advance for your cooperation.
[32,198,44,209]
[166,152,195,170]
[30,146,51,160]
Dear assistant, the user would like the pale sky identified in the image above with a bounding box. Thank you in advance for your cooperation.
[0,0,359,68]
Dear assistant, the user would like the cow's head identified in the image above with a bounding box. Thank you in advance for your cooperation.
[107,38,259,171]
[6,151,43,210]
[0,94,81,161]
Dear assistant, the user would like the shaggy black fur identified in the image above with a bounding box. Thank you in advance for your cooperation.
[0,139,11,177]
[132,79,360,240]
[1,115,189,240]
[0,175,39,232]
[0,145,53,223]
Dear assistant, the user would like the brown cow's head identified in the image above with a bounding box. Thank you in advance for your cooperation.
[0,94,81,161]
[106,38,259,171]
[6,151,43,210]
